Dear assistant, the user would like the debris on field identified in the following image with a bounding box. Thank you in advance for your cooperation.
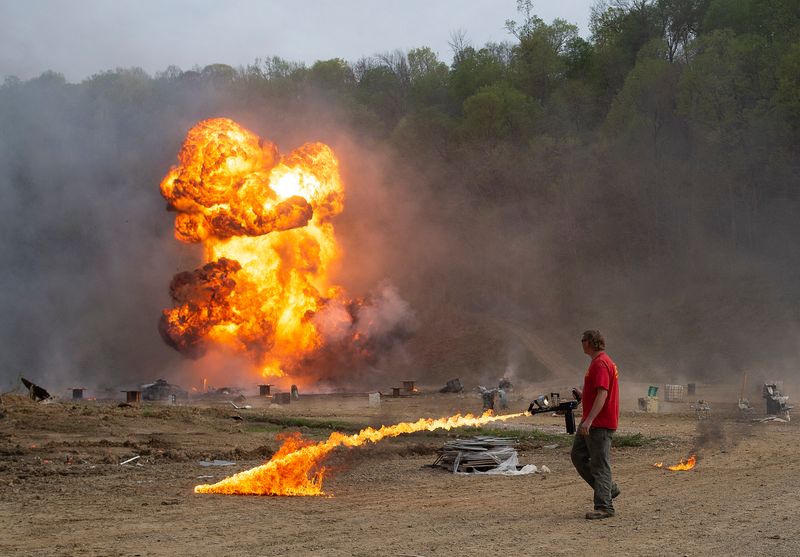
[197,460,236,467]
[478,386,498,411]
[21,378,51,401]
[763,383,792,420]
[754,416,787,423]
[431,436,539,475]
[691,400,711,419]
[141,379,188,401]
[439,378,463,393]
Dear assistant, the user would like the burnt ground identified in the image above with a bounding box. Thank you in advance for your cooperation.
[0,385,798,557]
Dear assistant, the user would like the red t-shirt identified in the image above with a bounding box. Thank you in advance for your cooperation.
[582,352,619,430]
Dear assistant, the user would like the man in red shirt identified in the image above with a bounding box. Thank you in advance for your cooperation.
[571,329,620,520]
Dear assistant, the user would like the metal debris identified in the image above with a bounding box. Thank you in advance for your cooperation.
[439,378,463,393]
[498,377,513,391]
[691,400,711,419]
[141,379,188,401]
[754,416,788,423]
[21,378,51,401]
[432,436,519,473]
[763,383,792,420]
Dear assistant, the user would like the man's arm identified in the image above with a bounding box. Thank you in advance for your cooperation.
[578,387,608,436]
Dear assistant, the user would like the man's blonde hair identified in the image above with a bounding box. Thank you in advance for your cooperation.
[581,330,605,351]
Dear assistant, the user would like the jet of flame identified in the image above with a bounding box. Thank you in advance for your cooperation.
[159,118,411,386]
[194,410,526,496]
[653,455,697,471]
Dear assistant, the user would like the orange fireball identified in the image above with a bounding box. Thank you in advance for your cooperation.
[158,118,409,387]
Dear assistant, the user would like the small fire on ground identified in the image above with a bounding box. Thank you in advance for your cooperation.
[654,455,697,471]
[194,410,525,496]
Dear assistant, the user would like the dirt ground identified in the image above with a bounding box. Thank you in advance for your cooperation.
[1,383,798,557]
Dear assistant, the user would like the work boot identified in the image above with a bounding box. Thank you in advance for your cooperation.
[585,509,615,520]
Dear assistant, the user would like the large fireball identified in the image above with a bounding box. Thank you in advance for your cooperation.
[159,118,410,386]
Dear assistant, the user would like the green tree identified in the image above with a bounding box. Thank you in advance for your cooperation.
[306,59,355,95]
[356,64,406,132]
[702,0,800,40]
[678,30,775,139]
[200,63,237,83]
[589,0,663,96]
[461,83,536,141]
[510,18,580,101]
[775,42,800,136]
[606,41,681,155]
[449,46,507,109]
[407,47,450,109]
[654,0,711,62]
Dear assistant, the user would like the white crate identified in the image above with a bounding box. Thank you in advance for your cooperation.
[664,384,684,402]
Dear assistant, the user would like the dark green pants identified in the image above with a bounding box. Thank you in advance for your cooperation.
[571,427,617,513]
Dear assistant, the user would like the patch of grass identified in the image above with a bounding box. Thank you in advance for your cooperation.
[242,424,284,434]
[246,415,362,432]
[612,433,648,447]
[469,427,570,446]
[417,427,652,448]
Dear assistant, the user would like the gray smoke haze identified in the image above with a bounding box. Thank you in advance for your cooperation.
[1,66,799,397]
[0,74,428,394]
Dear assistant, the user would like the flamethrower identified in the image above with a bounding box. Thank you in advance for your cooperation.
[527,389,582,434]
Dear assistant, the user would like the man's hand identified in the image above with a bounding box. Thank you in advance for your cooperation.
[578,420,591,436]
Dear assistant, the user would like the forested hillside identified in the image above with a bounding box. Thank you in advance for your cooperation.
[1,0,798,388]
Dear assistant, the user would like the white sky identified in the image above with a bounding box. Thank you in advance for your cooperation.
[1,0,596,82]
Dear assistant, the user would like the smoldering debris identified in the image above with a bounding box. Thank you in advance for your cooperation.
[439,378,463,393]
[478,380,517,411]
[498,377,513,391]
[691,400,712,419]
[21,377,51,401]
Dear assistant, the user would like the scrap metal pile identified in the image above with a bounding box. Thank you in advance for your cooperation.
[763,383,792,419]
[432,436,518,473]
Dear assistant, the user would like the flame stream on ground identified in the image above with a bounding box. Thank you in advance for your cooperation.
[194,410,527,496]
[653,454,697,471]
